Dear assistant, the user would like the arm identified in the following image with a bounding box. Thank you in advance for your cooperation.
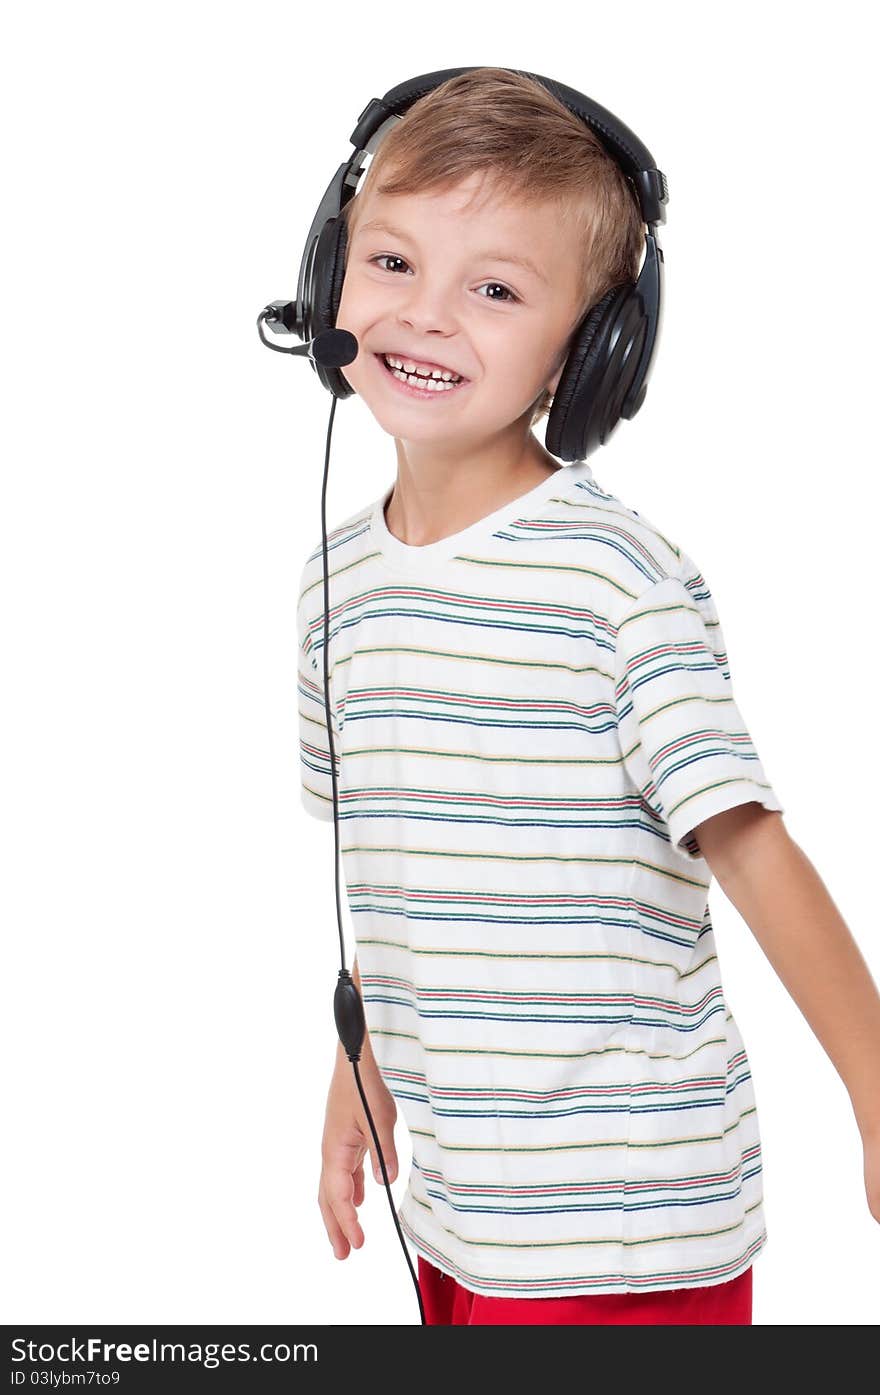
[336,954,380,1073]
[320,952,399,1260]
[695,803,880,1221]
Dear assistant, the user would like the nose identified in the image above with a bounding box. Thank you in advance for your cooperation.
[397,279,459,338]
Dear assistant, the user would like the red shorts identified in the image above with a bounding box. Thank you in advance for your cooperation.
[417,1255,752,1325]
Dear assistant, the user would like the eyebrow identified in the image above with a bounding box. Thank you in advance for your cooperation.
[354,218,548,285]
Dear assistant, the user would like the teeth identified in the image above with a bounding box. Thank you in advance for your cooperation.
[384,353,462,383]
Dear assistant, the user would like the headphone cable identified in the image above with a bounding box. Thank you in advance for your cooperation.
[318,394,427,1325]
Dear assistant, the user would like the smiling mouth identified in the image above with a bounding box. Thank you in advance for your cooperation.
[375,353,469,392]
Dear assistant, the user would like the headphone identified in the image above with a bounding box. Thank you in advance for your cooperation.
[293,65,667,461]
[258,65,668,1324]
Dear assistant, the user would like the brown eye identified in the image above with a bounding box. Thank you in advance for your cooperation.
[370,255,411,274]
[368,256,520,304]
[477,283,519,304]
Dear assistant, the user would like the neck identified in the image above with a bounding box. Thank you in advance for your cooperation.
[386,429,562,548]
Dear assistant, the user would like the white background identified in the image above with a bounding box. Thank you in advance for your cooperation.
[3,0,878,1327]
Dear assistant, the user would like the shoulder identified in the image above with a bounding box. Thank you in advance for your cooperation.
[563,470,710,624]
[297,495,377,615]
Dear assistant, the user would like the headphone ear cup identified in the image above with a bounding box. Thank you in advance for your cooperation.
[311,215,355,399]
[545,284,644,462]
[329,216,349,327]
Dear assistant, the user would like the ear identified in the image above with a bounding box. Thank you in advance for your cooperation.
[546,326,577,398]
[547,364,563,396]
[546,359,567,398]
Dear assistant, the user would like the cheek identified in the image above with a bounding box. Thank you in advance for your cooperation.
[333,282,375,390]
[488,336,553,392]
[336,268,388,319]
[334,276,360,333]
[492,340,530,374]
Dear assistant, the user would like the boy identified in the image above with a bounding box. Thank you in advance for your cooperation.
[297,68,880,1324]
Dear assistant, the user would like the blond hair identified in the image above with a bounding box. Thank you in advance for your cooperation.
[341,67,645,425]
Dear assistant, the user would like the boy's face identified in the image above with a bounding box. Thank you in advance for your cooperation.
[336,171,586,448]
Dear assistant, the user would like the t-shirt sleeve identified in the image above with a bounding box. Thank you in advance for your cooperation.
[297,578,338,823]
[612,559,784,863]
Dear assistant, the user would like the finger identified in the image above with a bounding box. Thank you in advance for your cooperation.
[318,1188,352,1260]
[370,1148,398,1184]
[327,1174,365,1252]
[352,1161,365,1209]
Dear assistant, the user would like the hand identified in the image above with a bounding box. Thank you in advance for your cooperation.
[318,1059,399,1260]
[862,1130,880,1225]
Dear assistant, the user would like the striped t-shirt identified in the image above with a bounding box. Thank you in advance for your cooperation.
[296,458,784,1298]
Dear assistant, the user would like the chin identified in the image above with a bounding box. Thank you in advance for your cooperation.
[372,408,465,441]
